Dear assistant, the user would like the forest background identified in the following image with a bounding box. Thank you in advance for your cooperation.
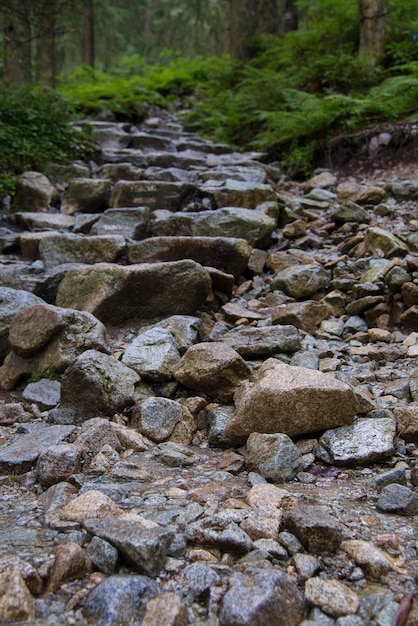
[0,0,418,196]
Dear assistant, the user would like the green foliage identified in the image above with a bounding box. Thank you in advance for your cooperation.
[58,54,235,119]
[0,84,91,196]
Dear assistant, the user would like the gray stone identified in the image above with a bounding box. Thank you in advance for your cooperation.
[332,202,370,225]
[180,562,221,600]
[128,236,251,278]
[271,264,330,299]
[225,359,357,444]
[22,379,61,408]
[185,516,253,555]
[376,483,418,516]
[90,207,151,239]
[216,324,301,357]
[199,179,276,209]
[316,417,396,466]
[219,568,306,626]
[84,518,174,576]
[109,180,193,211]
[199,165,267,184]
[0,424,75,473]
[0,288,44,362]
[154,315,203,354]
[284,504,342,553]
[121,327,181,382]
[86,535,119,575]
[61,178,112,215]
[13,213,74,233]
[174,342,252,403]
[83,574,158,626]
[154,442,200,467]
[38,232,126,267]
[246,433,304,483]
[207,405,235,447]
[14,170,56,212]
[36,444,81,487]
[56,260,212,325]
[60,350,139,418]
[150,207,276,248]
[132,397,193,443]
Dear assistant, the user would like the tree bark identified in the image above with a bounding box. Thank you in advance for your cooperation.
[82,0,94,67]
[359,0,388,65]
[224,0,279,60]
[37,11,56,87]
[280,0,298,34]
[2,5,32,84]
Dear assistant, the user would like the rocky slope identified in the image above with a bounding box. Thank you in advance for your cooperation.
[0,109,418,625]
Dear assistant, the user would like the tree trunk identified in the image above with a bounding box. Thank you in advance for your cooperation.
[359,0,388,65]
[2,7,32,84]
[225,0,278,60]
[257,0,279,36]
[37,12,56,87]
[82,0,95,67]
[280,0,298,34]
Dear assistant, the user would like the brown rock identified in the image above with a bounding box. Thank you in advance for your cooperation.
[341,539,398,580]
[46,542,92,592]
[336,182,386,205]
[0,561,35,623]
[394,406,418,442]
[224,359,357,444]
[174,342,251,403]
[142,593,189,626]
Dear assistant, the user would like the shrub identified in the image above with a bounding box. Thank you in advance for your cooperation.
[0,84,91,196]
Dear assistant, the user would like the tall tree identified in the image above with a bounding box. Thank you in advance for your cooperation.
[2,2,32,84]
[359,0,388,65]
[82,0,95,66]
[224,0,280,60]
[280,0,298,34]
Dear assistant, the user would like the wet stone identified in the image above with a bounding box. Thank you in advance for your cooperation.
[84,518,174,577]
[376,483,418,516]
[83,574,159,626]
[86,536,119,575]
[284,504,342,553]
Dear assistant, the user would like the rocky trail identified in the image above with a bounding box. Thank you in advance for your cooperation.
[1,109,418,625]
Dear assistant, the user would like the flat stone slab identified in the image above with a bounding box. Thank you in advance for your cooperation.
[128,236,252,278]
[0,425,75,474]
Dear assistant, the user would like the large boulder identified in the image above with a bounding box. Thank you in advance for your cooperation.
[60,178,112,215]
[174,342,252,403]
[109,180,194,211]
[150,207,276,248]
[13,171,56,212]
[37,232,126,268]
[128,236,252,278]
[56,261,212,325]
[90,207,151,239]
[0,303,108,390]
[224,358,357,444]
[121,327,181,382]
[199,179,276,209]
[270,264,330,299]
[60,350,140,418]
